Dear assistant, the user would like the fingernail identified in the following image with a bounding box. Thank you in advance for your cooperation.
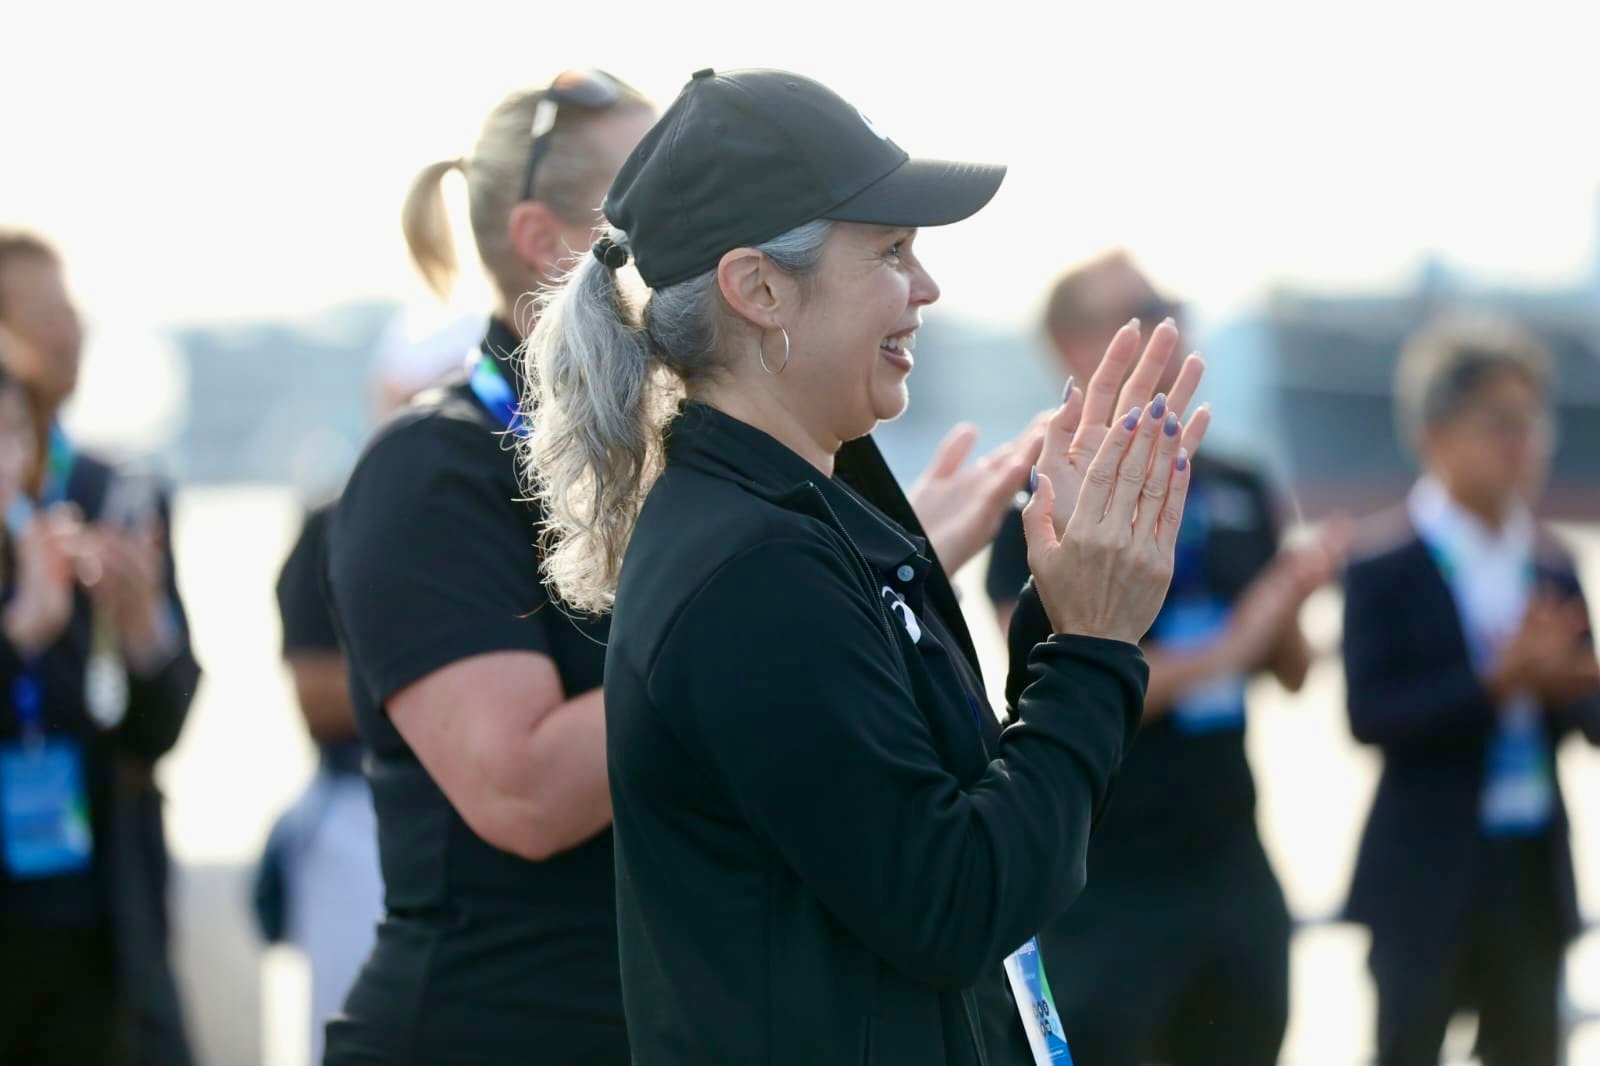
[1123,406,1142,430]
[1127,317,1141,332]
[1062,376,1075,404]
[1176,449,1189,472]
[1163,316,1177,330]
[1028,465,1038,494]
[1165,413,1180,436]
[1150,393,1167,419]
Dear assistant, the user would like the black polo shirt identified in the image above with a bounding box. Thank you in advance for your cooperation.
[988,454,1281,871]
[324,319,624,1064]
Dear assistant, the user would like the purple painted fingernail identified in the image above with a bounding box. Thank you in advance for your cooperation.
[1028,465,1038,494]
[1150,393,1167,419]
[1165,413,1180,436]
[1062,376,1075,404]
[1123,406,1142,430]
[1176,449,1189,472]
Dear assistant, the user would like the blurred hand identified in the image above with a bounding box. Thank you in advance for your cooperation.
[79,521,175,666]
[1281,515,1356,597]
[1535,651,1600,708]
[908,417,1044,576]
[1223,517,1355,672]
[1034,318,1209,537]
[1222,518,1350,669]
[3,505,79,656]
[1489,597,1593,707]
[1022,372,1212,644]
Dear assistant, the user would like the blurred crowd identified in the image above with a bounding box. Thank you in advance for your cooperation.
[2,62,1597,1066]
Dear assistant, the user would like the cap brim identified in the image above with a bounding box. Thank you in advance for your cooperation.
[824,157,1006,228]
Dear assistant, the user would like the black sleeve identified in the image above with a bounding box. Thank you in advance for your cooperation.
[118,484,202,761]
[1544,562,1600,744]
[276,507,340,656]
[1002,576,1139,785]
[328,417,555,707]
[648,536,1146,988]
[1342,553,1496,754]
[983,505,1031,608]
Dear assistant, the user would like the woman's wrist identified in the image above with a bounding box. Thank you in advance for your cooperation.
[119,598,182,678]
[3,602,50,658]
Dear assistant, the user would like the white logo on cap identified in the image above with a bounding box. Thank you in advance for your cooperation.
[857,109,890,141]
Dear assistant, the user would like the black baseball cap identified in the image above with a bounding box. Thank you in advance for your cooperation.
[603,68,1006,289]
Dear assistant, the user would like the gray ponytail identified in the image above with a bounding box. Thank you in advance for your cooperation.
[523,220,833,613]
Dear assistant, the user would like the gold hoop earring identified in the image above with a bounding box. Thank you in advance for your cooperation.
[759,326,791,375]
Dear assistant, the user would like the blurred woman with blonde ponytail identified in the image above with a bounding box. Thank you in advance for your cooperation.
[322,70,655,1066]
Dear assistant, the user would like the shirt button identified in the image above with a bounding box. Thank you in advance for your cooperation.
[896,564,915,583]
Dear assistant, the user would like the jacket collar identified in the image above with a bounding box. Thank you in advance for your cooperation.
[666,400,984,681]
[481,316,527,396]
[665,401,925,575]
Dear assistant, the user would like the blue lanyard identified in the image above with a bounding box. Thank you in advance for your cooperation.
[40,423,75,507]
[467,355,526,436]
[11,671,45,741]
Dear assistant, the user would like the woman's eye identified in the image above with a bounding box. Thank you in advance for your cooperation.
[885,242,903,260]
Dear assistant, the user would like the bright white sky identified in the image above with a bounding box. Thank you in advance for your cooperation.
[7,0,1600,334]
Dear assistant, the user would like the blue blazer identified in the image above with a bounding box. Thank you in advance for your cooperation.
[1341,509,1600,955]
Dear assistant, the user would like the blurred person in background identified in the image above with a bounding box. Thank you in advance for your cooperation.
[0,231,201,1065]
[987,250,1349,1066]
[322,71,658,1065]
[368,303,487,418]
[253,301,491,1066]
[1342,314,1600,1066]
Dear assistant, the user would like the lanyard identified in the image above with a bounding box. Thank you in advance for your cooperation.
[40,423,75,508]
[10,670,46,742]
[467,354,526,436]
[1421,535,1536,673]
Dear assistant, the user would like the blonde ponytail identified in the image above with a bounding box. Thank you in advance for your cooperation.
[401,158,466,300]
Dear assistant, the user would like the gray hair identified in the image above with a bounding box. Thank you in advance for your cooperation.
[1395,312,1552,447]
[522,220,833,613]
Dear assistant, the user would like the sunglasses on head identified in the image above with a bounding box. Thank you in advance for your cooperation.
[519,69,624,204]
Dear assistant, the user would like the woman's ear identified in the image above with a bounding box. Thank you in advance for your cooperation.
[507,201,568,279]
[716,248,787,331]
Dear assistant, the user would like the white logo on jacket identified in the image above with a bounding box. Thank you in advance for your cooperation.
[881,587,921,643]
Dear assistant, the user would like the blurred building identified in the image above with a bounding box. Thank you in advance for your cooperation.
[163,205,1600,525]
[1216,258,1600,522]
[170,301,394,485]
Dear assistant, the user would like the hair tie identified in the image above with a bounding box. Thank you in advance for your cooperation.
[592,235,631,271]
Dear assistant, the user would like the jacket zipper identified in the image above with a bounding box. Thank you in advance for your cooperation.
[808,482,991,1066]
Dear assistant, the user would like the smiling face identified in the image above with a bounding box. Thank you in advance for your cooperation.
[779,223,941,444]
[1421,368,1551,520]
[0,252,83,407]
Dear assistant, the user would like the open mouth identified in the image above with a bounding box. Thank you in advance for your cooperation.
[879,330,916,371]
